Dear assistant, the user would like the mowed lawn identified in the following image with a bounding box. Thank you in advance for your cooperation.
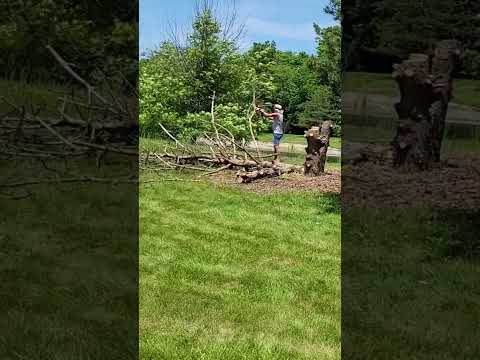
[1,159,138,359]
[140,175,341,359]
[343,208,480,359]
[344,72,480,108]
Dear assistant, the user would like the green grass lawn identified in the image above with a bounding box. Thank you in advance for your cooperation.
[343,208,480,359]
[344,72,480,108]
[140,173,341,359]
[256,133,341,149]
[343,122,479,157]
[1,158,138,359]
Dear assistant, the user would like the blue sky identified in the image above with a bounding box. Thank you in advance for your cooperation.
[140,0,338,56]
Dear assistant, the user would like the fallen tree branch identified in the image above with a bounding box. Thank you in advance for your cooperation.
[72,140,138,156]
[35,115,80,150]
[210,91,224,150]
[158,122,185,148]
[46,45,108,105]
[236,164,302,183]
[1,176,138,188]
[201,164,232,176]
[247,91,260,158]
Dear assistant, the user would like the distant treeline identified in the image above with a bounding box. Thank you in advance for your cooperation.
[342,0,480,78]
[0,0,138,85]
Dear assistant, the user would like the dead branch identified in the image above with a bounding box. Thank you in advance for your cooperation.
[210,91,224,149]
[247,91,260,158]
[158,122,186,148]
[46,45,108,105]
[72,140,138,156]
[1,176,138,188]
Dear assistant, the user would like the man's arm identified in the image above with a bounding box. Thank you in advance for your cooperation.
[262,111,279,118]
[256,107,279,119]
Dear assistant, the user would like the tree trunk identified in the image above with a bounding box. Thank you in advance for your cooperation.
[392,40,463,170]
[304,121,332,176]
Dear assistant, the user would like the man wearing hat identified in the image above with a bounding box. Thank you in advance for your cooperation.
[255,104,284,164]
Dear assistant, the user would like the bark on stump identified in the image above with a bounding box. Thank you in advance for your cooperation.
[392,40,463,170]
[304,121,332,176]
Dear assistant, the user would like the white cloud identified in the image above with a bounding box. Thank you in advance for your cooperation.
[246,17,316,41]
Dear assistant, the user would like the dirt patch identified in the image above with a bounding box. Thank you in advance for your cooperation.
[210,170,340,194]
[343,157,480,210]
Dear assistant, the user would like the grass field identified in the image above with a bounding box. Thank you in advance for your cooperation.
[343,121,479,157]
[140,172,341,359]
[343,208,480,359]
[344,72,480,108]
[1,159,138,359]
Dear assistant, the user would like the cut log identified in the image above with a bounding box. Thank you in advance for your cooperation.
[391,40,463,170]
[304,121,332,176]
[236,164,302,183]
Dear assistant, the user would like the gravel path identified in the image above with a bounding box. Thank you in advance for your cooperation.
[249,141,341,158]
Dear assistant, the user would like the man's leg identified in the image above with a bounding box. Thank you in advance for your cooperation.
[273,144,279,163]
[273,134,281,164]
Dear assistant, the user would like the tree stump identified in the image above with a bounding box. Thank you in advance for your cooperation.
[391,40,463,170]
[304,121,332,176]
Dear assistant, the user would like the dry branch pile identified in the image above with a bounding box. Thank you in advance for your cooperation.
[140,94,303,183]
[140,136,303,183]
[0,46,138,196]
[0,46,138,163]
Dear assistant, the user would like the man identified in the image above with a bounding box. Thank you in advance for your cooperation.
[256,104,284,163]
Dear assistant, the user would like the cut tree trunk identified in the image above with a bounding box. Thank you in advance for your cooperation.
[391,40,463,170]
[304,121,332,176]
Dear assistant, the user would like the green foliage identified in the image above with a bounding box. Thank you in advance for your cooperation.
[314,25,341,96]
[298,86,341,135]
[343,0,480,79]
[324,0,341,21]
[301,23,342,132]
[271,51,319,127]
[461,49,480,79]
[0,0,137,85]
[240,41,277,103]
[186,9,237,112]
[139,10,274,142]
[140,4,342,140]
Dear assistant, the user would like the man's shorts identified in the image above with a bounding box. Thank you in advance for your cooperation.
[273,133,283,145]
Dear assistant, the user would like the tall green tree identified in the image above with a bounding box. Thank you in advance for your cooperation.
[186,9,236,112]
[324,0,341,21]
[299,10,341,131]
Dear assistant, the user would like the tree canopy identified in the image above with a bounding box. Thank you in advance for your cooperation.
[0,0,138,85]
[140,3,341,140]
[342,0,480,78]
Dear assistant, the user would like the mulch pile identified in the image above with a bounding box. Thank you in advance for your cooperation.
[342,157,480,209]
[210,170,341,194]
[207,157,480,208]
